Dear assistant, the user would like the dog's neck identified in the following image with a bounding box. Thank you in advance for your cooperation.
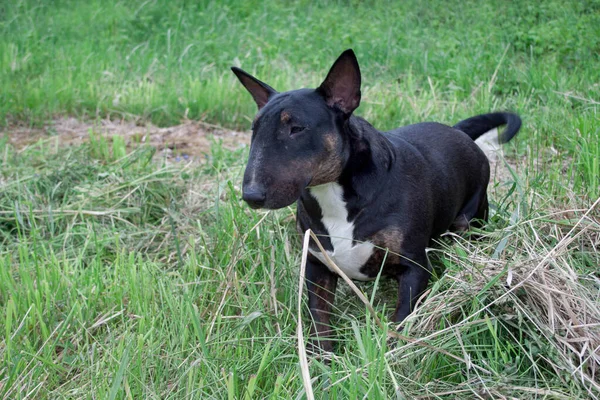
[339,115,395,181]
[302,116,396,213]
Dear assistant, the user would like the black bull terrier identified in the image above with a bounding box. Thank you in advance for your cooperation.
[231,49,521,352]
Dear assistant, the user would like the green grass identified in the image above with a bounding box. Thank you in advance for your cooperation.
[1,1,599,128]
[1,0,600,398]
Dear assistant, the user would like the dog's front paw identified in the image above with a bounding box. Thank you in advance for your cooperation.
[305,338,335,365]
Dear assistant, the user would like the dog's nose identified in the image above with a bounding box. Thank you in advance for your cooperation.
[242,187,266,208]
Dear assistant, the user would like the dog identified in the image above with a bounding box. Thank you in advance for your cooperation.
[231,49,521,352]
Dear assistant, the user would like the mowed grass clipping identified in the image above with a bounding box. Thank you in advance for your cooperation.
[1,0,600,398]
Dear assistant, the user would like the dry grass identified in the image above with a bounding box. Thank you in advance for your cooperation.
[397,197,600,397]
[297,180,600,398]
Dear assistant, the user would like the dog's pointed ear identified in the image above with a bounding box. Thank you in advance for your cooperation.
[231,67,277,110]
[317,49,361,115]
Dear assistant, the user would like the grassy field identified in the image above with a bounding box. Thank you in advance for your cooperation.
[1,0,600,398]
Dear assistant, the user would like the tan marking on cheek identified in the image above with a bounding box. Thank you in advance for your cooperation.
[270,158,313,202]
[323,133,338,152]
[304,133,344,186]
[310,156,343,186]
[278,137,344,189]
[280,111,291,123]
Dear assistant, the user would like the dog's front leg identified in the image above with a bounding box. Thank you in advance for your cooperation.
[305,256,338,353]
[393,251,430,327]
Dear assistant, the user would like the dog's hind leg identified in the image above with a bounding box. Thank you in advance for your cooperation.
[305,257,338,353]
[393,251,431,327]
[451,188,489,233]
[472,193,489,228]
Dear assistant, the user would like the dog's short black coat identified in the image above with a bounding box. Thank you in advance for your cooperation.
[232,49,521,352]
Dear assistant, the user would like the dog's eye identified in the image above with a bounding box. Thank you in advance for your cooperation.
[290,126,306,135]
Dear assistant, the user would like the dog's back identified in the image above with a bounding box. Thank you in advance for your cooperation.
[381,122,489,236]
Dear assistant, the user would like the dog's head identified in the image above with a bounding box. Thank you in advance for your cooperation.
[231,49,361,209]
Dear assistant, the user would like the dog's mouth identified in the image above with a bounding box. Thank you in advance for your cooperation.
[245,199,266,210]
[243,177,311,210]
[245,195,297,210]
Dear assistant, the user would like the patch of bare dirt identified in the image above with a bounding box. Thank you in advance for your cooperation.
[2,117,250,159]
[2,118,523,185]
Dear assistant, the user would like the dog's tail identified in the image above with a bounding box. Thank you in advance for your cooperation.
[453,112,521,143]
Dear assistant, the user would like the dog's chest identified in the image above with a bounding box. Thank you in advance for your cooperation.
[307,183,374,281]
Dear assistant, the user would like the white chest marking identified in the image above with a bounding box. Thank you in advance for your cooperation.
[308,183,375,281]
